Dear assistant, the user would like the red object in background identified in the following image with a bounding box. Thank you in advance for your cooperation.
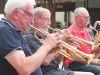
[91,44,100,53]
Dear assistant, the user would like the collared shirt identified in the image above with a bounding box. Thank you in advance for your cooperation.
[64,23,92,67]
[0,18,41,75]
[24,27,70,75]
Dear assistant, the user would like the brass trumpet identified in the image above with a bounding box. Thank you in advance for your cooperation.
[30,25,94,65]
[48,26,99,58]
[48,26,95,50]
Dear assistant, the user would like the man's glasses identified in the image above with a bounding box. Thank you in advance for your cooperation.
[79,15,91,20]
[16,8,35,20]
[39,17,51,23]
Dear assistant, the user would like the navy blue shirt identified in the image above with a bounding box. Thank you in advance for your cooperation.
[0,18,42,75]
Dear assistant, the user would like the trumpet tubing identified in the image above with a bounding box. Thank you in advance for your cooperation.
[48,26,60,33]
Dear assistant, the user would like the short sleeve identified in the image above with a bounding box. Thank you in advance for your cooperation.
[0,26,23,57]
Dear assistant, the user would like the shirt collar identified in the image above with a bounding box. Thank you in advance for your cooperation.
[0,18,21,32]
[72,24,85,35]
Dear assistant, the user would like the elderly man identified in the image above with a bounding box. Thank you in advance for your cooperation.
[64,7,100,75]
[0,0,62,75]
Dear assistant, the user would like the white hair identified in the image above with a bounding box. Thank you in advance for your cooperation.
[34,7,51,17]
[74,7,87,18]
[4,0,36,15]
[94,21,100,28]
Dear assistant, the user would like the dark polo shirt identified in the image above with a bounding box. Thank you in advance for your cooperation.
[0,18,42,75]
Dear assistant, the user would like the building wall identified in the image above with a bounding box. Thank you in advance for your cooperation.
[56,0,100,28]
[56,12,65,26]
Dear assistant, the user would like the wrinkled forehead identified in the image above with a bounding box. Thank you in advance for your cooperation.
[79,9,89,16]
[42,13,50,18]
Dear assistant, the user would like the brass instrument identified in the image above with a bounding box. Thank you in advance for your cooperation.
[48,26,100,59]
[94,31,100,58]
[91,22,100,58]
[70,26,100,58]
[48,26,98,59]
[87,24,100,58]
[48,26,95,50]
[88,25,98,45]
[30,25,94,65]
[32,25,74,60]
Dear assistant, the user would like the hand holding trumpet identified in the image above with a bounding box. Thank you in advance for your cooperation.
[43,33,62,51]
[50,28,75,43]
[58,29,72,40]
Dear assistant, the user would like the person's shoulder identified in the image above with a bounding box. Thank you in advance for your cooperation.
[0,18,15,30]
[24,32,33,39]
[0,20,7,28]
[0,22,11,33]
[23,29,35,41]
[68,24,74,31]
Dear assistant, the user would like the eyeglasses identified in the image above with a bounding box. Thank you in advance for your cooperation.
[16,8,35,20]
[39,17,51,23]
[79,15,91,20]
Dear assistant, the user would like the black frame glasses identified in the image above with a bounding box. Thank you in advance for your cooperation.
[16,8,35,20]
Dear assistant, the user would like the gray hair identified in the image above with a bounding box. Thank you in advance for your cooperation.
[74,7,87,18]
[34,7,51,17]
[4,0,36,15]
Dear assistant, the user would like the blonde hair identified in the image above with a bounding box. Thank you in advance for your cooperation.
[34,7,51,17]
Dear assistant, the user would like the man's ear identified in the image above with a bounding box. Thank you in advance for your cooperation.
[76,16,79,21]
[12,9,19,19]
[34,16,40,23]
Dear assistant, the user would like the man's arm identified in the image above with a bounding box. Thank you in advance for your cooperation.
[6,33,60,75]
[42,52,57,66]
[6,45,50,75]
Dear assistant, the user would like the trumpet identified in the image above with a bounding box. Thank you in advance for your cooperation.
[48,26,96,50]
[48,26,99,58]
[30,25,94,65]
